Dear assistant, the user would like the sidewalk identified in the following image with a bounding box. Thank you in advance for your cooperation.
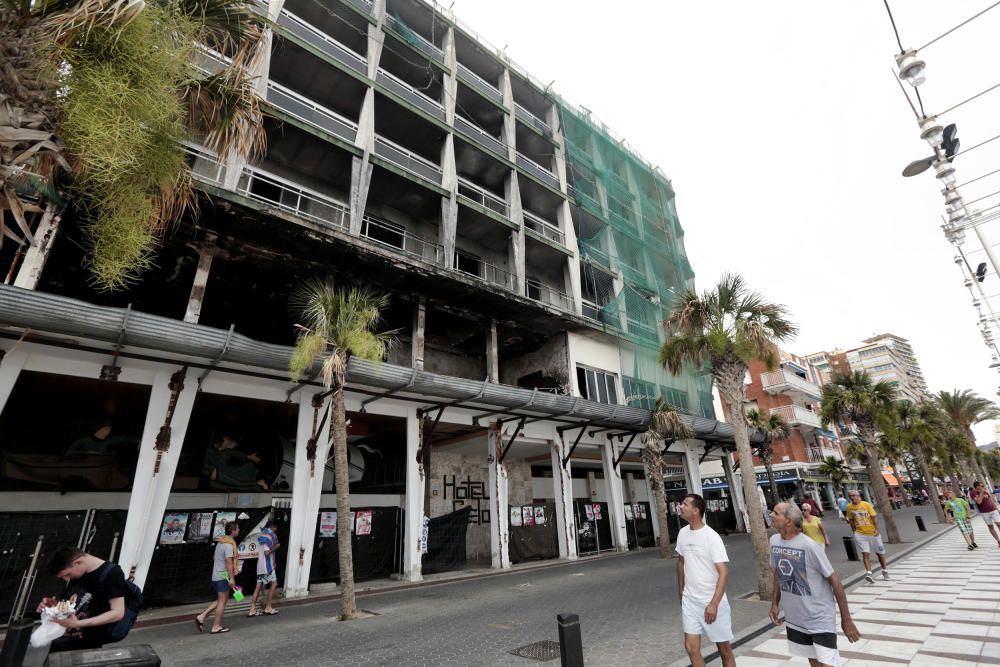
[735,526,1000,666]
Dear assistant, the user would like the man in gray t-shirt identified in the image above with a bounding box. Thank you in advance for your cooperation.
[769,502,859,667]
[195,520,240,634]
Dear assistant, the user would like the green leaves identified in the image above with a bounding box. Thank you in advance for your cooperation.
[819,371,897,431]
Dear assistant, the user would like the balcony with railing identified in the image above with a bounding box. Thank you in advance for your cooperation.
[359,214,443,265]
[515,102,552,138]
[277,10,367,75]
[342,0,372,17]
[760,369,822,399]
[770,405,822,430]
[457,178,511,223]
[516,152,559,189]
[265,81,358,144]
[457,63,503,105]
[454,250,515,291]
[183,143,226,187]
[453,115,507,159]
[375,68,444,120]
[522,210,565,247]
[373,135,442,185]
[525,279,574,313]
[235,166,349,231]
[383,14,444,64]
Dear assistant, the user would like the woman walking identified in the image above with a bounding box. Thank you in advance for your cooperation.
[800,503,829,547]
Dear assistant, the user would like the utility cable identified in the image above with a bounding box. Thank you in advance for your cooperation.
[882,0,905,52]
[958,167,1000,189]
[940,80,1000,116]
[918,0,1000,52]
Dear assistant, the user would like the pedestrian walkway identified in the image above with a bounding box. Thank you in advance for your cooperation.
[735,527,1000,665]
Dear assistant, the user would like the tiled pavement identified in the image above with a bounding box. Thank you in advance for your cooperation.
[735,528,1000,666]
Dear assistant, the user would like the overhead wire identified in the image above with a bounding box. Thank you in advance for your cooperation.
[917,0,1000,52]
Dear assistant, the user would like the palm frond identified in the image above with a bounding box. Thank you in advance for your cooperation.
[185,65,265,161]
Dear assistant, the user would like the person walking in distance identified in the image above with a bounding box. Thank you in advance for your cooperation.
[800,503,829,548]
[195,520,240,634]
[249,521,280,616]
[970,481,1000,548]
[836,495,848,521]
[769,502,861,667]
[846,490,889,583]
[945,487,978,551]
[675,493,736,667]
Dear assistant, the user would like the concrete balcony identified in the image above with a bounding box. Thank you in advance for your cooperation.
[516,152,559,189]
[235,166,349,231]
[375,68,445,121]
[522,210,565,247]
[384,15,443,65]
[457,63,503,105]
[265,81,358,144]
[373,135,442,185]
[807,447,843,463]
[454,115,507,159]
[526,279,574,313]
[770,405,821,430]
[457,178,510,222]
[514,102,552,138]
[760,369,822,399]
[277,10,367,75]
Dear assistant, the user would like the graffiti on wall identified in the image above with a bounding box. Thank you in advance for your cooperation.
[443,475,490,525]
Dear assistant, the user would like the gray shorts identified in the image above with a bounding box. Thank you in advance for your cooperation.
[854,534,885,554]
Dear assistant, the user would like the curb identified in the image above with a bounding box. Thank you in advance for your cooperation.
[665,523,957,667]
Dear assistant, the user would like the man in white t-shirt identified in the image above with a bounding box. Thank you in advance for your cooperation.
[675,493,735,667]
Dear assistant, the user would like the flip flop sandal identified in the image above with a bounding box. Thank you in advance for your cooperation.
[263,609,278,615]
[194,617,204,633]
[247,610,262,617]
[211,627,231,634]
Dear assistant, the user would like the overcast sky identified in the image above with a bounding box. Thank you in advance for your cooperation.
[452,0,1000,444]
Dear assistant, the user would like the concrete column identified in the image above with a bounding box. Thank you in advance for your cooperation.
[13,209,60,290]
[680,440,705,496]
[0,347,28,415]
[624,473,637,503]
[486,319,499,383]
[505,171,526,294]
[349,86,376,234]
[586,471,598,501]
[411,298,426,370]
[402,408,423,581]
[283,388,332,597]
[644,474,661,542]
[366,1,386,80]
[499,69,516,161]
[118,368,197,586]
[183,236,216,324]
[550,438,577,560]
[488,423,510,569]
[601,439,628,552]
[723,452,746,532]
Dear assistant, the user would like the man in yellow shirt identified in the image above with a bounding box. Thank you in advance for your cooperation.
[847,490,888,584]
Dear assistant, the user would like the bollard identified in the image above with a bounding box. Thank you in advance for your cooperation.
[557,613,585,667]
[0,618,33,667]
[915,515,927,532]
[842,535,859,561]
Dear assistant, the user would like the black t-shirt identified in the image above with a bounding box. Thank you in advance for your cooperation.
[67,562,126,641]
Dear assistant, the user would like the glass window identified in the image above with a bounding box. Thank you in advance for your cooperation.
[577,366,618,405]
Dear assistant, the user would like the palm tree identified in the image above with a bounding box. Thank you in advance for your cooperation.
[289,280,395,620]
[876,423,911,508]
[936,389,1000,486]
[641,399,694,559]
[893,401,949,523]
[817,456,850,501]
[1,0,265,290]
[819,371,901,543]
[660,273,797,599]
[745,409,790,506]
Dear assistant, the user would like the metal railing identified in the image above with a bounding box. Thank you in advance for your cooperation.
[525,278,574,312]
[457,178,509,218]
[770,405,822,429]
[383,15,444,64]
[761,369,822,398]
[522,210,564,246]
[375,68,445,120]
[342,0,372,16]
[374,135,442,184]
[453,115,506,157]
[183,143,226,186]
[456,63,503,105]
[266,81,358,143]
[360,214,443,265]
[191,47,231,75]
[625,317,658,341]
[516,152,558,188]
[581,244,612,269]
[581,298,601,321]
[514,102,552,137]
[236,166,349,231]
[454,250,515,291]
[277,10,367,74]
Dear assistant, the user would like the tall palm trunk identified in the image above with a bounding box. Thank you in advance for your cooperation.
[719,377,772,599]
[911,440,946,524]
[643,446,673,559]
[885,456,910,507]
[898,456,916,507]
[860,427,901,543]
[763,454,779,507]
[946,456,961,494]
[330,383,357,620]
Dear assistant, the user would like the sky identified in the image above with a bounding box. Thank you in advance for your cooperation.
[451,0,1000,444]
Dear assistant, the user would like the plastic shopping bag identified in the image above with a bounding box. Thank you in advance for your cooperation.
[29,617,66,648]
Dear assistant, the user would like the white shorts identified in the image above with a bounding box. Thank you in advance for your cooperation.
[854,534,885,555]
[981,510,1000,525]
[681,597,734,643]
[787,626,841,667]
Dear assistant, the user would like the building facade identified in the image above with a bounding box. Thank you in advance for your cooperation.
[0,0,742,615]
[845,333,929,403]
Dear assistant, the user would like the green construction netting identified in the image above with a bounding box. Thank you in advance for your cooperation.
[559,102,712,418]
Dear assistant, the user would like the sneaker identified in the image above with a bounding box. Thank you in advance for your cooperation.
[864,571,874,584]
[973,543,980,549]
[969,545,976,551]
[882,570,890,580]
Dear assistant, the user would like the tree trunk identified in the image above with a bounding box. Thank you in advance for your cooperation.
[911,440,947,524]
[764,458,780,507]
[946,457,961,494]
[720,384,773,600]
[899,455,916,507]
[861,431,901,544]
[644,446,673,559]
[331,386,357,620]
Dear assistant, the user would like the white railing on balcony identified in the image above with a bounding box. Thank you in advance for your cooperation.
[374,135,442,184]
[277,10,367,74]
[266,81,358,143]
[191,47,231,75]
[183,143,226,186]
[375,68,444,120]
[454,251,515,291]
[383,15,443,63]
[581,298,601,321]
[525,279,574,313]
[456,63,503,104]
[360,214,443,265]
[522,210,564,246]
[516,152,558,187]
[770,405,822,429]
[457,178,509,219]
[453,115,506,157]
[514,102,552,136]
[760,369,822,398]
[235,166,349,231]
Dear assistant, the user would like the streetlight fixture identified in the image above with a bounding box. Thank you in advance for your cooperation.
[895,49,926,87]
[919,117,944,147]
[934,159,957,185]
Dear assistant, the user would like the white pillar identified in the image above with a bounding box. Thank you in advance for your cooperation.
[13,209,60,290]
[550,439,577,560]
[601,439,628,552]
[488,424,510,569]
[644,474,661,543]
[724,452,747,532]
[283,388,332,598]
[402,408,423,581]
[681,440,705,496]
[118,368,197,586]
[0,347,28,415]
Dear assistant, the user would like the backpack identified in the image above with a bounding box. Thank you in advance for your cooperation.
[99,563,143,643]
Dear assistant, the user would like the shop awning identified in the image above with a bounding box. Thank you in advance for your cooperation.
[882,473,900,487]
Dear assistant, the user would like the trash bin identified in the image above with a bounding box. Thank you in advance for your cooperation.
[842,535,859,561]
[915,515,927,532]
[45,645,160,667]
